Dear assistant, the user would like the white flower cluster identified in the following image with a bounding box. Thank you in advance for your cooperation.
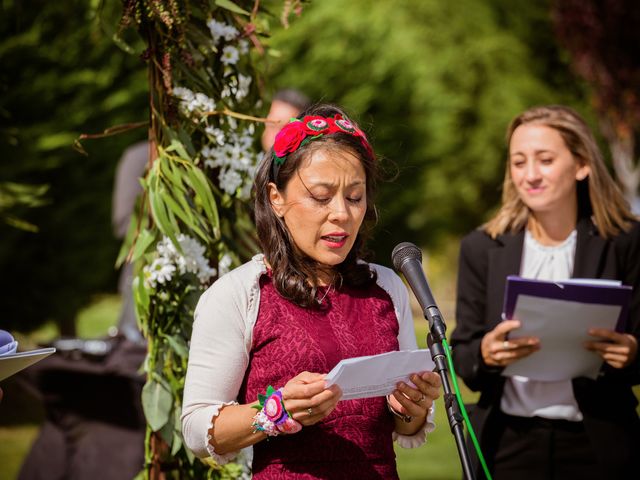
[222,73,252,101]
[207,19,250,68]
[144,234,216,288]
[201,124,258,197]
[171,17,259,199]
[172,87,216,117]
[207,19,238,44]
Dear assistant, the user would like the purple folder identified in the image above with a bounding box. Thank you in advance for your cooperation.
[502,275,632,332]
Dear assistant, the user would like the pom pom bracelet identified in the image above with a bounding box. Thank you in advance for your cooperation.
[251,385,302,437]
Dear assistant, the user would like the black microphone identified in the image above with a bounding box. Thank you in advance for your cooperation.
[392,242,446,342]
[392,242,476,480]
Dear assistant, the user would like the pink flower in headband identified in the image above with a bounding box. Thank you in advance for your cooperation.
[334,118,356,133]
[303,116,331,133]
[272,114,373,166]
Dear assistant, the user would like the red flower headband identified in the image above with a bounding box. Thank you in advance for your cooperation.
[272,114,374,168]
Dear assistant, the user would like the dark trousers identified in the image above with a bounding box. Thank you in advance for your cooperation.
[489,412,604,480]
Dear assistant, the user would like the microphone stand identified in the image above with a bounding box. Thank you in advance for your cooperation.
[424,306,476,480]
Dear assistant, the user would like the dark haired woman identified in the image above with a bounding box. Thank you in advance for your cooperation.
[182,104,441,479]
[451,105,640,479]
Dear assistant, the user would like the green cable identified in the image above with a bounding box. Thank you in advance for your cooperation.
[441,337,493,480]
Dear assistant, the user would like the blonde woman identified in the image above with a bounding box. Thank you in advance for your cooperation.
[451,105,640,479]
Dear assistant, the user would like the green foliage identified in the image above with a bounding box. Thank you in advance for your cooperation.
[0,181,48,231]
[267,0,590,259]
[117,1,303,477]
[0,0,148,334]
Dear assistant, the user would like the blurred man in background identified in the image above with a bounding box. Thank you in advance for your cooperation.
[261,88,311,151]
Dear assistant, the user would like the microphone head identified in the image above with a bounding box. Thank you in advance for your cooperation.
[391,242,422,271]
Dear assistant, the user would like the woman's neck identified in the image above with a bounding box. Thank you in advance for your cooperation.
[315,267,337,287]
[527,212,576,246]
[262,255,337,286]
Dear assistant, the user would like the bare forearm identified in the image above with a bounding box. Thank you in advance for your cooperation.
[208,404,266,455]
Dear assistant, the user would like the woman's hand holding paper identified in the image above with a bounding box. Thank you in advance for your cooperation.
[584,328,638,369]
[481,320,540,367]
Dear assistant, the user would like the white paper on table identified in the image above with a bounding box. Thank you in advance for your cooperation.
[0,347,56,381]
[503,295,620,381]
[325,349,435,400]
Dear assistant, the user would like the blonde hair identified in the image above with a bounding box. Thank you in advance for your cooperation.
[484,105,635,239]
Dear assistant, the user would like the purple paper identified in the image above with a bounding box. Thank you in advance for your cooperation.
[502,276,632,332]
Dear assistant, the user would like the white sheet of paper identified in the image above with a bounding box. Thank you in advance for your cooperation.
[325,349,435,400]
[503,295,620,381]
[0,347,56,381]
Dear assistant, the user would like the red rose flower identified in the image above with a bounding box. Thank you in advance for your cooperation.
[273,121,307,158]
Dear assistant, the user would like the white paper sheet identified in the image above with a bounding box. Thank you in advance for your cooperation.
[325,349,435,400]
[0,347,56,381]
[503,295,620,381]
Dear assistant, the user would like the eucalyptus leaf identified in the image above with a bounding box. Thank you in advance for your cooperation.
[161,156,188,194]
[185,443,195,464]
[157,188,182,239]
[177,128,197,157]
[159,409,175,447]
[185,167,220,238]
[149,188,181,250]
[163,191,197,228]
[215,0,251,16]
[133,274,149,318]
[131,228,157,263]
[171,430,183,457]
[171,413,184,456]
[163,333,189,358]
[115,214,138,268]
[166,139,192,161]
[141,379,173,432]
[151,370,173,392]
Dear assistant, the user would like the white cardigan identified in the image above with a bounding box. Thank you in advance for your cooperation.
[181,254,435,463]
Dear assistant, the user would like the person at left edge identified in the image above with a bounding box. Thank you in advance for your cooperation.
[181,103,441,479]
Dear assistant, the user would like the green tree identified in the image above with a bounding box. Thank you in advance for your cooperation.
[267,0,590,258]
[0,0,148,334]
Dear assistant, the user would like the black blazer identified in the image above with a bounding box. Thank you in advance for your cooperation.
[451,217,640,477]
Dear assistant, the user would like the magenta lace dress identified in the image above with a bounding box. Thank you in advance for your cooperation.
[239,274,401,479]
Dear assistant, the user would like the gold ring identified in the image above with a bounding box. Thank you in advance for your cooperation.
[418,394,425,403]
[307,407,313,415]
[503,341,509,350]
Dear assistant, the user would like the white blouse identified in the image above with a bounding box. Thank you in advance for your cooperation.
[500,229,583,421]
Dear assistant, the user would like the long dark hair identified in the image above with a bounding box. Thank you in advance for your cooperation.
[254,104,379,308]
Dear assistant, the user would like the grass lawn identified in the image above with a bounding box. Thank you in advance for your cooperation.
[395,318,477,480]
[395,397,464,480]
